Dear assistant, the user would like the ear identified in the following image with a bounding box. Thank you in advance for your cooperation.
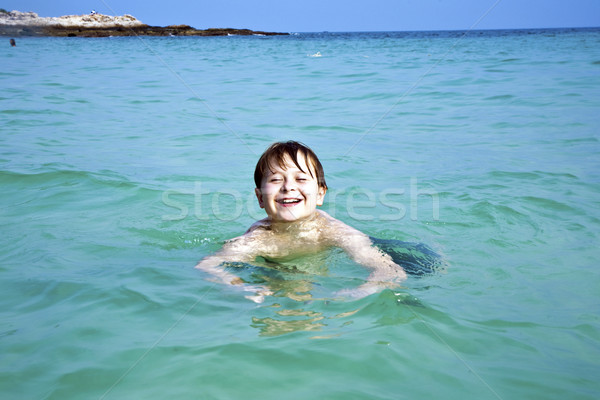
[255,188,265,209]
[316,186,326,206]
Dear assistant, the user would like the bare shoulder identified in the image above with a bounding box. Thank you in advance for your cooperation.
[217,225,269,260]
[220,220,270,250]
[245,218,271,234]
[317,210,363,233]
[317,210,370,244]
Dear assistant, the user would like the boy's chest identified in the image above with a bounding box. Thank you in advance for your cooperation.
[255,231,327,261]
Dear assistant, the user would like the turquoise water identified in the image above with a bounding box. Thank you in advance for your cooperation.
[1,29,600,399]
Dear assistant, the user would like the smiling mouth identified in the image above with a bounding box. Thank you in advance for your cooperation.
[277,198,302,205]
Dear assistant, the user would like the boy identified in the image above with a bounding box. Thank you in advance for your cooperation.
[195,141,406,302]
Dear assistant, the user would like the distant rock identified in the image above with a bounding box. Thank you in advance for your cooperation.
[0,10,288,37]
[0,10,144,27]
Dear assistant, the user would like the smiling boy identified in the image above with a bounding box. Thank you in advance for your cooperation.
[195,141,406,302]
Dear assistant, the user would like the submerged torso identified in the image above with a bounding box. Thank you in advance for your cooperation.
[246,211,332,262]
[229,210,369,275]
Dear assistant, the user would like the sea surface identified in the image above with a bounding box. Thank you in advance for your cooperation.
[1,28,600,399]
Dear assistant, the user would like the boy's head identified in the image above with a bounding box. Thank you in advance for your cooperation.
[254,141,327,190]
[254,141,328,222]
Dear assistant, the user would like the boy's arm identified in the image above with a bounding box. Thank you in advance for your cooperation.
[195,234,272,302]
[333,224,407,298]
[194,248,246,286]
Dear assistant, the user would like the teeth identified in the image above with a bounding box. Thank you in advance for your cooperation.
[281,199,301,204]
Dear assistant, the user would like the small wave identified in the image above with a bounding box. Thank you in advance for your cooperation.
[519,196,580,214]
[339,72,378,79]
[0,108,74,116]
[488,170,578,181]
[0,169,140,193]
[129,99,167,104]
[484,94,515,101]
[299,124,362,133]
[564,137,598,144]
[308,51,322,57]
[126,226,217,251]
[0,71,27,77]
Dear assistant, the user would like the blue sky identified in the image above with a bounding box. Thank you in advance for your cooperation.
[4,0,600,32]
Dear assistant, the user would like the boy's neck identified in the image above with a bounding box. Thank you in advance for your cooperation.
[268,210,321,232]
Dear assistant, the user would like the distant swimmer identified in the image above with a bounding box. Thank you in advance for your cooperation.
[10,39,16,47]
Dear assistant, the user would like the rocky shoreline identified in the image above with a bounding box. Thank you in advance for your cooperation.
[0,10,288,37]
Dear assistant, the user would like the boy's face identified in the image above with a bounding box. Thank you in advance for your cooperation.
[255,154,326,223]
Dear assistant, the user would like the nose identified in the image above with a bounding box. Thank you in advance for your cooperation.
[282,178,296,192]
